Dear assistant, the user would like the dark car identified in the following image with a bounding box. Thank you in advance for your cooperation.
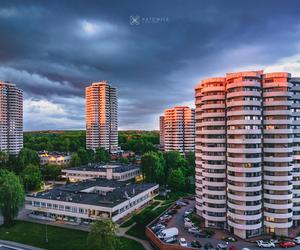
[195,231,211,238]
[168,209,177,215]
[222,236,237,242]
[191,240,202,249]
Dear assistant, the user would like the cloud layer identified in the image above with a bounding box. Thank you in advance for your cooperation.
[0,0,300,130]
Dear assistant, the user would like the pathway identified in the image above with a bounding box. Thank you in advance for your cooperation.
[0,240,45,250]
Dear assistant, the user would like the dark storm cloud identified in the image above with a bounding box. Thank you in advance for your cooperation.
[0,0,300,130]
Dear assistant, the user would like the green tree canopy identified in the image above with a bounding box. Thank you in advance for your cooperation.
[95,148,110,163]
[0,169,25,226]
[15,148,39,174]
[87,220,120,250]
[41,164,61,181]
[167,168,185,191]
[70,153,81,167]
[21,164,42,191]
[141,151,165,184]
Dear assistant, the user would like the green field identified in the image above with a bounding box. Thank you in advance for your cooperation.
[0,221,144,250]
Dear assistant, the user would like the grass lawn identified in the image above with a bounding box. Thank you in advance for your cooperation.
[0,220,144,250]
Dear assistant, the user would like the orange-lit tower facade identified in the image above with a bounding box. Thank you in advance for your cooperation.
[161,106,195,154]
[86,81,118,153]
[0,81,23,154]
[195,71,300,239]
[159,116,165,150]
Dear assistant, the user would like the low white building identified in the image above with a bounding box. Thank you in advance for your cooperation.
[25,178,159,224]
[39,151,71,166]
[62,163,141,182]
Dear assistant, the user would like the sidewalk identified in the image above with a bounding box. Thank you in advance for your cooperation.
[0,240,45,250]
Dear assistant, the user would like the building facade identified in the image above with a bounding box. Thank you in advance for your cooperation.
[160,106,195,154]
[86,81,118,153]
[62,163,141,182]
[39,151,71,165]
[159,116,165,150]
[25,179,159,224]
[0,81,23,155]
[195,71,300,239]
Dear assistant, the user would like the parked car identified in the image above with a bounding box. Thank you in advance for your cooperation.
[184,217,192,223]
[279,241,296,248]
[184,221,194,229]
[158,227,179,241]
[179,238,188,247]
[242,248,251,250]
[176,201,187,206]
[188,227,200,234]
[270,239,279,244]
[191,240,202,249]
[194,231,211,238]
[217,242,228,250]
[168,209,177,215]
[151,224,166,233]
[174,204,181,209]
[229,246,237,250]
[294,237,300,244]
[184,208,194,217]
[204,242,214,250]
[257,240,275,248]
[164,236,177,244]
[160,214,172,221]
[222,236,237,242]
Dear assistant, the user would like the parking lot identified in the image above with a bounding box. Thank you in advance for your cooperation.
[150,199,300,250]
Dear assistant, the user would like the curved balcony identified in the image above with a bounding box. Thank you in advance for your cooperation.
[227,138,261,144]
[227,193,262,201]
[263,156,293,163]
[200,138,225,143]
[264,147,293,153]
[263,138,293,144]
[200,129,225,135]
[264,221,293,229]
[227,148,261,154]
[202,189,226,196]
[201,86,225,93]
[201,103,225,110]
[264,184,293,191]
[264,202,292,210]
[227,91,261,99]
[203,197,226,204]
[263,101,292,107]
[201,155,225,161]
[200,146,226,152]
[264,166,293,172]
[227,119,261,126]
[201,95,225,101]
[202,213,226,222]
[226,81,261,89]
[263,91,292,98]
[264,110,292,116]
[200,121,225,126]
[227,166,261,173]
[227,175,262,182]
[202,180,226,187]
[202,172,226,178]
[227,110,261,117]
[263,129,293,134]
[227,129,261,135]
[264,175,292,182]
[227,220,262,230]
[227,184,261,192]
[227,211,261,221]
[264,193,293,200]
[264,211,293,219]
[227,157,261,163]
[264,119,292,125]
[227,100,261,108]
[201,163,226,169]
[202,205,226,213]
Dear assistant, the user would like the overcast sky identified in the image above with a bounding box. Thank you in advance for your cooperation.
[1,0,300,131]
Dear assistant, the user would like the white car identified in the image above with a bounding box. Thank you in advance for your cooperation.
[184,208,194,216]
[179,238,188,247]
[184,217,192,223]
[294,236,300,244]
[257,240,275,248]
[188,227,200,234]
[242,248,251,250]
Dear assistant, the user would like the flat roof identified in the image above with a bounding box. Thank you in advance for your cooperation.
[65,163,140,173]
[27,178,157,208]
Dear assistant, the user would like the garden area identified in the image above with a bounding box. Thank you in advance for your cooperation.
[0,220,144,250]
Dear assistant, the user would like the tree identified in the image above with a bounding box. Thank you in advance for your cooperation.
[168,168,185,191]
[15,148,39,174]
[119,157,130,164]
[87,220,120,250]
[141,151,165,184]
[95,148,110,163]
[21,164,42,191]
[0,150,9,169]
[41,164,61,181]
[163,151,183,182]
[0,170,25,226]
[70,153,81,167]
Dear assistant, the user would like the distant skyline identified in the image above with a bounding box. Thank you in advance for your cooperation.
[1,0,300,130]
